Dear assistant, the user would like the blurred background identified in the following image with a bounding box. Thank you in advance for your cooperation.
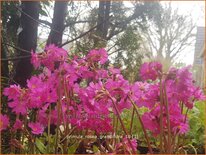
[1,1,205,85]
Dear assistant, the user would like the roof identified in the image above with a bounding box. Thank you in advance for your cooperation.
[199,44,205,57]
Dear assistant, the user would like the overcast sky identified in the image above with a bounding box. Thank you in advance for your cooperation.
[169,1,205,65]
[38,1,205,65]
[170,1,205,27]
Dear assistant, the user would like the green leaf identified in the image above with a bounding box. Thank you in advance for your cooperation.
[93,145,100,153]
[36,138,47,154]
[68,142,79,154]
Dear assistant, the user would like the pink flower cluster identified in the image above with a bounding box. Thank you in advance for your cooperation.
[139,62,162,81]
[1,45,205,141]
[139,62,205,135]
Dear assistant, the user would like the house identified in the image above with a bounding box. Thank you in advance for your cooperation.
[199,44,205,91]
[193,27,205,89]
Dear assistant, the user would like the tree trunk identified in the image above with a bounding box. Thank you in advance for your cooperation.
[45,2,68,138]
[96,1,111,40]
[46,1,68,46]
[103,1,111,39]
[1,42,9,79]
[14,2,39,87]
[93,1,111,48]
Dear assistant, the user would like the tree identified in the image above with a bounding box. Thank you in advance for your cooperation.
[143,3,195,67]
[61,1,161,82]
[13,2,40,87]
[95,0,111,44]
[106,1,161,82]
[113,26,144,82]
[46,1,68,46]
[2,1,161,85]
[1,1,20,80]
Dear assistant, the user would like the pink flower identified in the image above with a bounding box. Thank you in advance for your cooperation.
[31,44,68,70]
[27,75,58,108]
[109,67,121,75]
[3,44,205,147]
[87,48,108,64]
[94,69,108,80]
[3,84,21,100]
[173,123,189,134]
[13,119,23,130]
[27,76,42,91]
[31,51,41,69]
[193,87,205,100]
[165,66,205,109]
[7,92,28,115]
[79,117,113,134]
[175,66,193,92]
[140,62,162,81]
[115,138,137,153]
[45,44,68,60]
[37,109,48,126]
[142,112,160,135]
[28,122,44,135]
[42,44,68,70]
[3,84,28,115]
[130,82,158,109]
[0,114,9,131]
[178,123,189,134]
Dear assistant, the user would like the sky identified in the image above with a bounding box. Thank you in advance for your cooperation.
[170,1,205,27]
[162,1,205,65]
[124,1,205,65]
[38,1,205,65]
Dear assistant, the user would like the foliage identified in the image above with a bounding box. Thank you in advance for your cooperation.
[186,101,205,153]
[1,1,20,43]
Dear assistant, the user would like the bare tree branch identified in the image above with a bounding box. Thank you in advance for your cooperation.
[60,15,112,47]
[1,42,32,61]
[2,42,31,54]
[38,19,52,27]
[143,4,195,65]
[1,55,31,61]
[60,24,99,47]
[64,20,95,28]
[15,4,70,37]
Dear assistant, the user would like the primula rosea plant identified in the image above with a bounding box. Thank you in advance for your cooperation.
[1,45,205,154]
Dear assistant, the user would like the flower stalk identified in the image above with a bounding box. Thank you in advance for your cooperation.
[159,78,164,153]
[108,94,136,154]
[128,95,153,154]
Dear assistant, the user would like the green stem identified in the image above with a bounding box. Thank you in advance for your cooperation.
[55,80,62,153]
[55,103,60,153]
[112,113,116,146]
[163,83,171,153]
[108,95,136,154]
[159,79,164,153]
[47,105,51,153]
[175,107,189,152]
[21,116,27,154]
[128,96,153,154]
[129,107,135,135]
[59,127,76,144]
[114,115,119,146]
[184,108,189,123]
